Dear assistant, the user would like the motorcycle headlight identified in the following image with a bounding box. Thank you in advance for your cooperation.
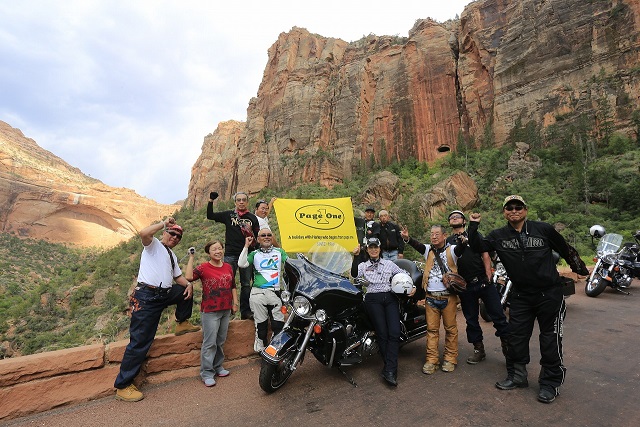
[603,254,617,264]
[280,290,291,304]
[315,309,327,323]
[293,296,312,316]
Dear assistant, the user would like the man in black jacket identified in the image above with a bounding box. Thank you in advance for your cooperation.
[378,210,404,260]
[467,195,588,404]
[207,191,260,320]
[446,210,509,365]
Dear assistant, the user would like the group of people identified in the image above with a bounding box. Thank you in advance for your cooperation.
[114,192,587,406]
[350,197,587,404]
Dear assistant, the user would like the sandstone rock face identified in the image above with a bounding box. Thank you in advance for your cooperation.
[187,0,640,207]
[419,172,479,220]
[0,121,180,248]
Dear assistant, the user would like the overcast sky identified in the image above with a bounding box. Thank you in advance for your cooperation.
[0,0,472,205]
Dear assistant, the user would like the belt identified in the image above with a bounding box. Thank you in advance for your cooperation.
[427,290,450,297]
[137,282,171,293]
[468,276,489,287]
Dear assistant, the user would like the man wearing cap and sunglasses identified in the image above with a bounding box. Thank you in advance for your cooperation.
[467,195,588,404]
[446,210,509,365]
[114,216,199,402]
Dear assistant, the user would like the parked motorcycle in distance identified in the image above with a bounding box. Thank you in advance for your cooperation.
[585,225,640,297]
[258,241,427,393]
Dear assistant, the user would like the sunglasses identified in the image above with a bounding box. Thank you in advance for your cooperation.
[504,205,525,211]
[166,231,182,239]
[259,233,273,237]
[449,214,464,219]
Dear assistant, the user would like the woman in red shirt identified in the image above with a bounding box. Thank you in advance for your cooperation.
[186,240,239,387]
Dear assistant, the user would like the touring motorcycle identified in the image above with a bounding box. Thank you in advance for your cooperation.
[585,225,640,297]
[258,242,427,393]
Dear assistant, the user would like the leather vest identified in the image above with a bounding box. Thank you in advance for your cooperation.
[422,246,458,290]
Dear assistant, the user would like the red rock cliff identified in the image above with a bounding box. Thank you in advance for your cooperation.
[188,0,640,206]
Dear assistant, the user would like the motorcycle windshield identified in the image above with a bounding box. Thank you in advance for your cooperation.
[285,257,360,300]
[597,234,623,255]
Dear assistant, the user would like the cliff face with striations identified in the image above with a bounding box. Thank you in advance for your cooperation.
[0,121,180,248]
[187,0,640,207]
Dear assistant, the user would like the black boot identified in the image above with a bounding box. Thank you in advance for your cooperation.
[382,371,398,387]
[496,363,529,390]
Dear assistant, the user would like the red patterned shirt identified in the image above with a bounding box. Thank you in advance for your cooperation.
[192,262,234,312]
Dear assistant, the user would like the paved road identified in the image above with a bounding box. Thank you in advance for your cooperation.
[7,280,640,427]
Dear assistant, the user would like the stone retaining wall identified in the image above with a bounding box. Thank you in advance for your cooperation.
[0,319,255,421]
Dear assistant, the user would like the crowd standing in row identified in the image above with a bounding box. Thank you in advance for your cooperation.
[114,193,587,405]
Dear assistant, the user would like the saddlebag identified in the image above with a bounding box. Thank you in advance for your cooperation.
[560,276,575,296]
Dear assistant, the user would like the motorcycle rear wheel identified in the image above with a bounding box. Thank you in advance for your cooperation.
[585,277,608,297]
[259,350,296,393]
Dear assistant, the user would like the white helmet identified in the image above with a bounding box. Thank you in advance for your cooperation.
[391,273,415,295]
[589,225,606,238]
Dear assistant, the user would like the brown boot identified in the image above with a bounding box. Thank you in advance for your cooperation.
[175,320,201,336]
[466,342,486,364]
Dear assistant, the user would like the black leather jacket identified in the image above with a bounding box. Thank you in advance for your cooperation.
[467,220,572,292]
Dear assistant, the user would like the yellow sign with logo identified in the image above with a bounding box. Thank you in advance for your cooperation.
[273,197,358,253]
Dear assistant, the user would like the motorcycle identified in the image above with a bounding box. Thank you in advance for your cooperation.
[479,257,512,322]
[585,225,640,297]
[258,241,427,393]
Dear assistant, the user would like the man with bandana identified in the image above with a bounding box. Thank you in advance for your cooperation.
[207,191,260,320]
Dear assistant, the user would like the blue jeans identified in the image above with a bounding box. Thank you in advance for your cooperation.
[200,310,231,380]
[364,292,401,374]
[458,279,509,344]
[224,254,253,316]
[381,250,399,261]
[114,284,193,389]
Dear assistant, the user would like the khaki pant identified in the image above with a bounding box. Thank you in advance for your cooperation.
[425,294,458,364]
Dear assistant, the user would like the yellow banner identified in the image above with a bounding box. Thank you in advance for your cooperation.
[273,197,358,253]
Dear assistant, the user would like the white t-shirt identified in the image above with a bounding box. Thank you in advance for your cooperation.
[257,215,271,231]
[423,244,459,292]
[137,237,182,289]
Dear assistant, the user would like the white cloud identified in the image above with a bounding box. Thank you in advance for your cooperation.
[0,0,471,204]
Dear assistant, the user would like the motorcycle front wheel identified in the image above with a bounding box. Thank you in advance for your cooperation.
[259,349,297,393]
[585,277,608,297]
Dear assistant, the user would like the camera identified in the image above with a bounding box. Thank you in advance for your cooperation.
[188,247,196,255]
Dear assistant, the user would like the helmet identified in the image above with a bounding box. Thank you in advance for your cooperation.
[589,225,606,238]
[391,273,415,295]
[366,237,381,247]
[448,210,466,220]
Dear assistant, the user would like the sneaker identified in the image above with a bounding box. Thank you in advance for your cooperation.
[203,378,216,387]
[175,320,201,336]
[115,384,144,402]
[216,368,230,377]
[422,362,439,375]
[441,361,456,372]
[254,336,265,352]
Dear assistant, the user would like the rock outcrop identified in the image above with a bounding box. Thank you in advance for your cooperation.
[187,0,640,207]
[0,121,180,248]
